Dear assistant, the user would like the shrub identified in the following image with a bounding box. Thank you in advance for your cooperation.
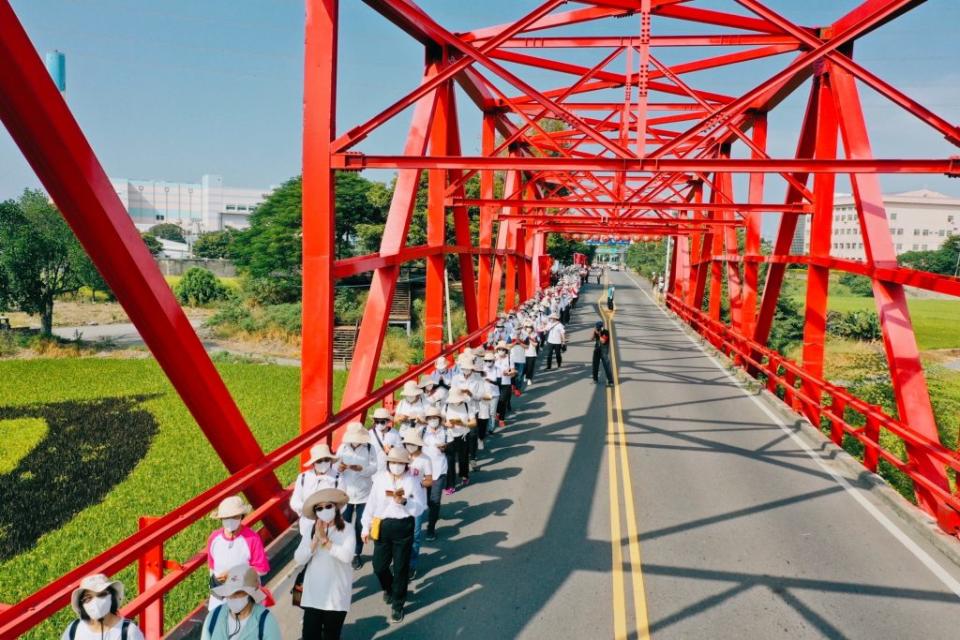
[334,288,368,324]
[174,268,227,306]
[839,273,874,297]
[827,310,882,341]
[240,275,301,306]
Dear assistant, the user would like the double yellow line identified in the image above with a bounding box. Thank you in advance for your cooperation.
[600,274,651,640]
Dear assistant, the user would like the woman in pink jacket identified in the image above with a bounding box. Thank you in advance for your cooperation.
[205,495,269,610]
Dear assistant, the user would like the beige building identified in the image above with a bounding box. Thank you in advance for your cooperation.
[793,189,960,258]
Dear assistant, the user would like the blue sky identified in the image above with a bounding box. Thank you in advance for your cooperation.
[2,1,959,238]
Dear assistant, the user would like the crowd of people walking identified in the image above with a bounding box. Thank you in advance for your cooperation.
[62,266,596,640]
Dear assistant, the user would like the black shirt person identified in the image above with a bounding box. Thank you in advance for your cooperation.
[592,321,614,387]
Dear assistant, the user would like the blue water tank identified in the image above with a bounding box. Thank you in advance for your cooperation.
[45,50,66,92]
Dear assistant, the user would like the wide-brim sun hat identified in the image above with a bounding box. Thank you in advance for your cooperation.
[70,574,124,617]
[401,380,422,398]
[458,359,475,371]
[447,389,468,404]
[372,407,393,421]
[304,443,336,467]
[210,565,266,603]
[386,447,411,465]
[483,352,495,362]
[435,356,450,370]
[418,375,435,389]
[211,495,252,520]
[495,340,510,351]
[425,405,442,418]
[341,421,369,445]
[302,488,350,520]
[402,430,426,447]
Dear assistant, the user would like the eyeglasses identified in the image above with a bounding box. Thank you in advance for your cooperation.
[314,504,335,512]
[373,419,389,425]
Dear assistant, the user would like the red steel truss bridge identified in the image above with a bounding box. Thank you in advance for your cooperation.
[2,1,960,638]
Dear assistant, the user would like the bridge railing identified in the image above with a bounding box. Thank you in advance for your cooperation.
[0,321,497,639]
[667,294,960,536]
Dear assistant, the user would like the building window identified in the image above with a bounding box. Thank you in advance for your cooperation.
[898,228,904,235]
[914,228,921,236]
[226,205,236,211]
[949,215,955,223]
[923,244,929,250]
[890,212,897,220]
[155,214,165,221]
[923,229,929,236]
[896,243,902,250]
[940,229,946,236]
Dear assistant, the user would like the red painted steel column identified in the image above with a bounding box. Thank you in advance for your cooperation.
[338,78,439,421]
[302,0,339,455]
[800,68,839,425]
[425,59,450,359]
[478,113,497,324]
[831,65,950,514]
[741,113,768,336]
[707,179,724,321]
[137,517,163,639]
[0,0,285,530]
[717,146,743,329]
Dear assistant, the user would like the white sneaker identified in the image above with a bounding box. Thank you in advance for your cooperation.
[478,440,485,451]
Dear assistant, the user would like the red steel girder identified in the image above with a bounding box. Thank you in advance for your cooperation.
[460,198,807,213]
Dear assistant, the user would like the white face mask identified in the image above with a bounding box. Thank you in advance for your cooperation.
[222,517,241,532]
[314,461,331,474]
[389,463,406,476]
[428,418,440,428]
[317,507,337,523]
[405,444,419,454]
[83,594,112,620]
[226,595,250,615]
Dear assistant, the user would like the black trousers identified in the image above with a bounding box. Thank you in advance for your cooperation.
[303,607,347,640]
[373,516,415,606]
[547,343,563,368]
[524,356,537,381]
[592,349,613,383]
[445,435,468,484]
[467,429,479,460]
[341,502,366,557]
[476,416,489,442]
[607,297,614,310]
[497,383,513,418]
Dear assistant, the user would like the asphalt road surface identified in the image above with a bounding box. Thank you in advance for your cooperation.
[270,270,960,639]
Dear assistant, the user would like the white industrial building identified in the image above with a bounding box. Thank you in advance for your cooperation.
[792,189,960,258]
[110,175,274,234]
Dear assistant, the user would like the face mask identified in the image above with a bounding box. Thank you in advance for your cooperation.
[389,463,406,476]
[405,444,419,454]
[428,418,440,428]
[314,461,331,474]
[222,517,241,532]
[226,595,249,615]
[83,594,112,621]
[317,508,337,524]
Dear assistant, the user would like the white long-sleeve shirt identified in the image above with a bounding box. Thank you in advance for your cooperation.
[293,521,356,612]
[369,427,402,472]
[361,471,426,536]
[421,426,450,477]
[335,442,378,504]
[290,469,339,537]
[443,402,474,437]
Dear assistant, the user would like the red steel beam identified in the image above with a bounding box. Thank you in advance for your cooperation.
[0,0,286,527]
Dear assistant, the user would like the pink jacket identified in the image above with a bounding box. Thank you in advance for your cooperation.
[205,525,270,575]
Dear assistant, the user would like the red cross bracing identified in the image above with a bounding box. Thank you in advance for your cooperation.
[1,1,960,637]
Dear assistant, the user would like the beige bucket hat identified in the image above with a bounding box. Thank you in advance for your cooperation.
[424,405,442,418]
[402,430,425,448]
[341,421,369,445]
[210,564,265,603]
[401,380,422,398]
[302,488,349,520]
[446,388,468,404]
[372,407,393,421]
[386,447,411,465]
[304,443,337,467]
[70,574,124,617]
[495,340,510,351]
[211,495,252,520]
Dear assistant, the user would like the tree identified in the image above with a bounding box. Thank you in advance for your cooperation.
[141,233,162,256]
[193,228,240,259]
[547,234,596,265]
[0,190,93,334]
[148,222,186,243]
[898,235,960,276]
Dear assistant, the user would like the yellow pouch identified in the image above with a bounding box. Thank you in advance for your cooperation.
[371,517,382,541]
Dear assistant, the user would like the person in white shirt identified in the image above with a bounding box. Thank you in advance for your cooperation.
[510,339,527,393]
[420,405,449,539]
[394,380,426,422]
[451,355,484,463]
[369,407,401,472]
[361,448,426,624]
[443,388,475,492]
[493,342,516,425]
[402,430,433,578]
[290,443,340,537]
[336,422,378,569]
[293,488,355,640]
[523,326,539,384]
[396,407,423,439]
[419,375,447,407]
[63,574,145,640]
[481,356,500,436]
[430,356,453,389]
[545,313,566,369]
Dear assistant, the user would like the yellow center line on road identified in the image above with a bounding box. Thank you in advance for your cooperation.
[599,273,652,639]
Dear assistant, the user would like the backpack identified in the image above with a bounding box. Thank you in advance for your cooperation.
[68,619,131,640]
[207,604,269,639]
